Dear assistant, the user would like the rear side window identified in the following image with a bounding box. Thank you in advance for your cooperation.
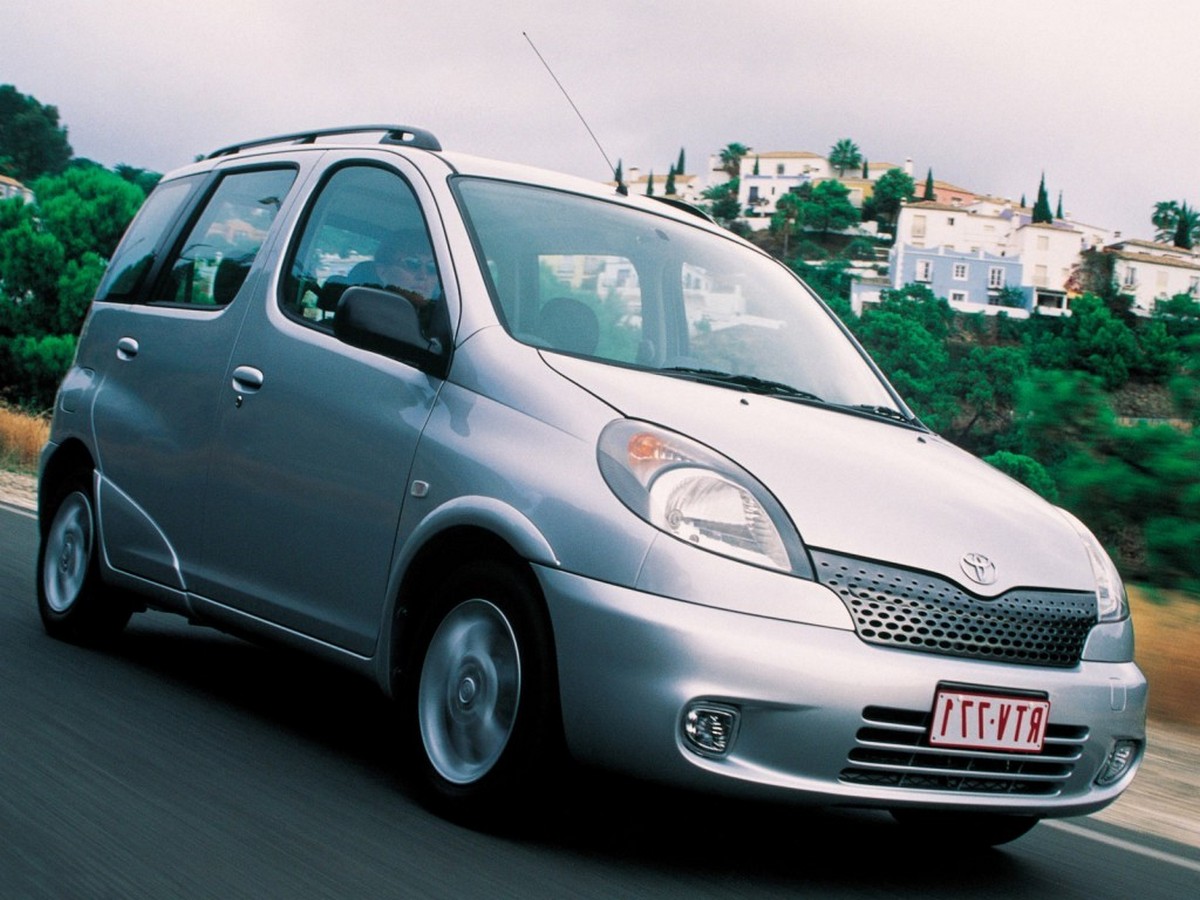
[153,167,296,307]
[95,175,202,302]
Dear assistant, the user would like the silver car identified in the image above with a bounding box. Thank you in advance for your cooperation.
[37,125,1145,845]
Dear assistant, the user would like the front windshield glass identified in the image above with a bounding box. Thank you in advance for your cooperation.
[454,177,900,412]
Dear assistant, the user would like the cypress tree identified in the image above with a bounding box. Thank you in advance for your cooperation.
[676,147,686,174]
[1032,174,1053,223]
[646,171,654,196]
[1056,190,1064,219]
[665,165,677,195]
[862,159,869,179]
[923,168,935,201]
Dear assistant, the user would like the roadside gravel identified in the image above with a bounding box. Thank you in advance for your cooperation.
[2,470,1196,851]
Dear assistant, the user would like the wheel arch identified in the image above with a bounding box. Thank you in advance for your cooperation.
[38,439,96,531]
[377,499,560,699]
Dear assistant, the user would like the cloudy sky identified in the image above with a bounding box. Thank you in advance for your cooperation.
[5,1,1198,240]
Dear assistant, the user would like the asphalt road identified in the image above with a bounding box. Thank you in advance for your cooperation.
[2,504,1198,899]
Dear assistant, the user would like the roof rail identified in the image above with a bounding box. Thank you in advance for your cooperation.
[205,125,442,159]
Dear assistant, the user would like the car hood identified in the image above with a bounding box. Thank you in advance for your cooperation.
[544,354,1095,596]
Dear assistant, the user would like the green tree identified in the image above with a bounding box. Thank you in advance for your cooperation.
[676,147,685,174]
[951,344,1028,447]
[1056,190,1064,220]
[861,158,869,179]
[854,286,958,430]
[664,165,677,196]
[1064,293,1139,389]
[1151,199,1200,248]
[0,217,65,335]
[701,179,740,226]
[871,168,915,230]
[922,168,935,201]
[1171,202,1200,249]
[718,142,749,180]
[0,84,72,182]
[1032,173,1053,224]
[645,171,654,196]
[828,138,862,178]
[115,164,161,195]
[32,165,147,259]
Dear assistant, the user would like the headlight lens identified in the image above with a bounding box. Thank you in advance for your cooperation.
[1058,508,1129,622]
[598,419,809,575]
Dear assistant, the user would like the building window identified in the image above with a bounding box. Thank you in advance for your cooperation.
[1035,265,1048,287]
[1037,235,1049,251]
[1189,276,1198,295]
[916,259,933,282]
[949,290,968,303]
[988,266,1005,289]
[776,163,785,175]
[912,215,926,238]
[1123,266,1137,287]
[947,217,956,226]
[953,263,968,280]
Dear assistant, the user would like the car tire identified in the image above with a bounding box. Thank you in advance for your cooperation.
[410,558,560,825]
[37,471,132,644]
[890,808,1041,847]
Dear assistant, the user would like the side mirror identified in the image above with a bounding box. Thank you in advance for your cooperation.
[333,286,445,372]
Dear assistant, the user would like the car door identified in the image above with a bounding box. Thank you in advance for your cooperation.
[192,158,449,655]
[88,166,299,588]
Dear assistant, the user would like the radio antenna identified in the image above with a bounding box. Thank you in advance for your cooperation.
[523,31,627,195]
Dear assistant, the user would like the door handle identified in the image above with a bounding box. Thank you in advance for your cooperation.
[116,337,139,361]
[231,365,264,393]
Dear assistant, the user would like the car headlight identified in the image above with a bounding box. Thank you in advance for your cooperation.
[597,419,810,576]
[1057,508,1129,622]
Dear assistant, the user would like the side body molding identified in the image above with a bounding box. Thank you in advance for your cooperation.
[95,473,186,591]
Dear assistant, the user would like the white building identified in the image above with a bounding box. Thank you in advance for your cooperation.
[1107,239,1200,315]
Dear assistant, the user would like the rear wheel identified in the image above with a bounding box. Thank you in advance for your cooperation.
[37,472,132,644]
[410,559,560,824]
[890,809,1041,847]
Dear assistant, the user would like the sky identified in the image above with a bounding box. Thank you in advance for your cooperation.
[5,1,1199,241]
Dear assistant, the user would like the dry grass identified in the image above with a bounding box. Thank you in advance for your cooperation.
[1129,585,1200,727]
[0,404,49,472]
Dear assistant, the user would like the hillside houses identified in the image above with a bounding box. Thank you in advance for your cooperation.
[691,142,1195,319]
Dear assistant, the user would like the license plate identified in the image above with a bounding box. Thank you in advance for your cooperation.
[928,688,1050,753]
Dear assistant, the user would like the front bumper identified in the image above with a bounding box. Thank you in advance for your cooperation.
[539,566,1147,817]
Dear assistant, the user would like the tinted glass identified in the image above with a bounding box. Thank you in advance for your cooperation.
[95,175,202,302]
[155,167,296,307]
[455,178,897,410]
[282,165,440,331]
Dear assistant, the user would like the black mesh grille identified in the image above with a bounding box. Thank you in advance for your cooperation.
[839,705,1088,795]
[812,551,1096,667]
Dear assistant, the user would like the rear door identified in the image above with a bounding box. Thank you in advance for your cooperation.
[89,166,299,587]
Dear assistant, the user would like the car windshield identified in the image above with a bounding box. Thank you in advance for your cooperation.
[453,177,901,412]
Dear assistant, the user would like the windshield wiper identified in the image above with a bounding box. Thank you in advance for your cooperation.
[845,403,919,425]
[660,367,824,403]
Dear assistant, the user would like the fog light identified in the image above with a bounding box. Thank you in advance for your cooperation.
[683,703,739,757]
[1095,739,1140,786]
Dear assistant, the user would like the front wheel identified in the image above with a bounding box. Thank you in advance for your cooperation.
[37,473,132,644]
[890,809,1041,847]
[410,559,560,824]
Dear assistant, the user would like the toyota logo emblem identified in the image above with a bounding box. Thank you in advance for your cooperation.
[960,552,997,585]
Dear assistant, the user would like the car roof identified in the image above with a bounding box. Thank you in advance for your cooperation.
[164,124,720,231]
